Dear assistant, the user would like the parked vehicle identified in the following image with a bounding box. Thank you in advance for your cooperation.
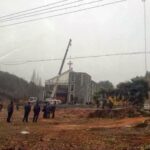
[28,97,38,103]
[45,98,61,104]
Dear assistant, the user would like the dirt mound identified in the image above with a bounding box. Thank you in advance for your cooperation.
[88,107,140,118]
[133,119,150,128]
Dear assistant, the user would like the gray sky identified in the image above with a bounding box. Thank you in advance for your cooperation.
[0,0,149,86]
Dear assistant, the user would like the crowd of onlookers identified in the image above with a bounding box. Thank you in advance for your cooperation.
[0,100,56,123]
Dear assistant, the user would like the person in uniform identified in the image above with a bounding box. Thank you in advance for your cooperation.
[23,102,31,122]
[33,101,41,122]
[7,101,14,123]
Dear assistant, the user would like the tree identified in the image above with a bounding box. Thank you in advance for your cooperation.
[116,77,148,107]
[130,77,148,106]
[98,81,114,92]
[0,71,43,101]
[31,70,37,84]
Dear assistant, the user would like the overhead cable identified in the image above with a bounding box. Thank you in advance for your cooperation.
[1,51,149,66]
[0,0,69,19]
[0,0,86,22]
[0,0,126,28]
[0,0,107,22]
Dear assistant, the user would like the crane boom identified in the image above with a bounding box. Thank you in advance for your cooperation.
[50,39,72,98]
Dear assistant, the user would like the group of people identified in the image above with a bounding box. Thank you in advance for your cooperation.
[5,100,56,123]
[42,102,56,119]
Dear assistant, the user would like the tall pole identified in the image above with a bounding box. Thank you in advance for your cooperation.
[142,0,149,101]
[142,0,147,73]
[58,39,72,75]
[51,39,72,98]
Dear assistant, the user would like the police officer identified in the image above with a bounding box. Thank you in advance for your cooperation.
[51,101,56,119]
[42,102,48,119]
[23,102,31,122]
[46,103,51,118]
[33,101,41,122]
[7,101,14,123]
[0,103,3,112]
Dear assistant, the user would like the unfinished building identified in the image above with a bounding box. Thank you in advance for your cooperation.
[45,70,99,104]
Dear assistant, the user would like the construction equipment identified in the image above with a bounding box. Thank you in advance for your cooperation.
[46,39,72,102]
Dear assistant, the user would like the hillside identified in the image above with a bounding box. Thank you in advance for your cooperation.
[0,71,42,101]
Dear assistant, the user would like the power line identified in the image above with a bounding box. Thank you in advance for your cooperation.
[0,0,69,19]
[0,0,126,28]
[0,48,20,60]
[0,0,85,22]
[0,0,104,22]
[1,51,149,66]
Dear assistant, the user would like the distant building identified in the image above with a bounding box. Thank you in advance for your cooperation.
[45,70,99,104]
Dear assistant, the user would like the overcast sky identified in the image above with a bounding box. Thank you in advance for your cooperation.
[0,0,149,86]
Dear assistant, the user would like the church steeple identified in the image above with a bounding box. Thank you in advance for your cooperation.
[67,56,73,71]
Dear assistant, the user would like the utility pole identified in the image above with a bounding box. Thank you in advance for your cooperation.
[142,0,147,73]
[142,0,150,101]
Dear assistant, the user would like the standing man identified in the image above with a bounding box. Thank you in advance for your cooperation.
[51,101,56,119]
[23,102,31,122]
[42,102,48,119]
[33,101,41,122]
[47,102,51,119]
[7,101,14,123]
[0,103,3,112]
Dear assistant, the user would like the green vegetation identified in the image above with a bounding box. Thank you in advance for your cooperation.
[0,71,43,101]
[94,77,148,107]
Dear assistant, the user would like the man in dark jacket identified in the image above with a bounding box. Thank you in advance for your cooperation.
[33,101,41,122]
[42,102,48,119]
[7,101,14,123]
[51,102,56,119]
[47,103,51,118]
[23,102,31,122]
[0,104,3,112]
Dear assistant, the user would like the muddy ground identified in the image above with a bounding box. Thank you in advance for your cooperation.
[0,107,150,150]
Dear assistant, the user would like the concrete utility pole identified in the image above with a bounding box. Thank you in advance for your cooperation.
[142,0,150,102]
[142,0,148,73]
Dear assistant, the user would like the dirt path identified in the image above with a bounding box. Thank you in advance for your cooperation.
[48,116,148,131]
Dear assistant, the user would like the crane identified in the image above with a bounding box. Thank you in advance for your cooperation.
[50,39,72,99]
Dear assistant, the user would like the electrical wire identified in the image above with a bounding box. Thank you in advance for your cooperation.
[0,0,126,28]
[0,0,69,19]
[1,51,149,66]
[0,0,104,22]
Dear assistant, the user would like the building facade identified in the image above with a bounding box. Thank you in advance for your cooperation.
[45,70,98,104]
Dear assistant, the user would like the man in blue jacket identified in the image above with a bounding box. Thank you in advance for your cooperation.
[23,102,31,122]
[33,101,41,122]
[51,101,56,119]
[7,101,14,123]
